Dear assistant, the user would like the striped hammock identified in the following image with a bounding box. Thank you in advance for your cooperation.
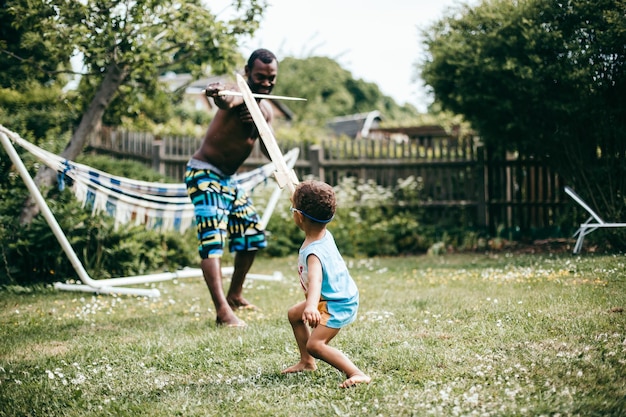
[1,126,298,233]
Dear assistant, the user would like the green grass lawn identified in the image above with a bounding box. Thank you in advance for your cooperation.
[1,253,625,416]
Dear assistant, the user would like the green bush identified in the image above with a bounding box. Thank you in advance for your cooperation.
[0,188,197,286]
[0,85,79,140]
[260,176,483,259]
[76,154,172,182]
[0,130,199,286]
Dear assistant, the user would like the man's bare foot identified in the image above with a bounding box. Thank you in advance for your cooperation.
[281,361,317,374]
[215,307,246,328]
[340,372,371,388]
[227,296,258,311]
[216,317,247,328]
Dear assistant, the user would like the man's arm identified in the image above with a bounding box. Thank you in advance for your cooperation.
[204,82,244,110]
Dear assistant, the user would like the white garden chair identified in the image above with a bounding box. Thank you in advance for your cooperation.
[564,186,626,254]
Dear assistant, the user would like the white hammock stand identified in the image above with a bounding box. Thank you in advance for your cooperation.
[0,125,297,297]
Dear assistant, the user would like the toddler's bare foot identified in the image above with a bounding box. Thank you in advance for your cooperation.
[281,361,317,374]
[340,372,371,388]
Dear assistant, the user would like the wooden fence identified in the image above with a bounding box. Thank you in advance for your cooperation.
[87,127,569,236]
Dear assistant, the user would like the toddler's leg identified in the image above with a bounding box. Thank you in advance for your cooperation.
[281,301,317,373]
[307,325,371,388]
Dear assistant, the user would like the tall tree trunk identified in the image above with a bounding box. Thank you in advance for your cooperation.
[19,62,129,224]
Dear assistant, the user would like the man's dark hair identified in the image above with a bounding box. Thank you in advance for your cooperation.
[247,49,277,69]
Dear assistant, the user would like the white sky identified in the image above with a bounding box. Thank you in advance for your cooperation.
[212,0,467,112]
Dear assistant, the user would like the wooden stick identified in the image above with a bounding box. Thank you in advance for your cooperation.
[217,90,306,101]
[235,74,299,195]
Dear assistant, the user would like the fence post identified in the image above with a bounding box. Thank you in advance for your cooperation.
[309,145,324,182]
[476,144,488,228]
[152,139,163,175]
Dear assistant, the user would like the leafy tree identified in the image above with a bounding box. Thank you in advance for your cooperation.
[0,84,79,140]
[0,0,72,88]
[275,56,354,123]
[1,0,266,222]
[0,0,79,146]
[421,0,626,247]
[275,56,421,125]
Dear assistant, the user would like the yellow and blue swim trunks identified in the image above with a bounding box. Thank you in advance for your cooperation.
[185,159,267,259]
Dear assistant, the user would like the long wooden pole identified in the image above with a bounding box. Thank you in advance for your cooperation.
[217,90,306,101]
[236,74,299,195]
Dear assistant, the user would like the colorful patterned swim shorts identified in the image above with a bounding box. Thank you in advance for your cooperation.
[185,163,267,259]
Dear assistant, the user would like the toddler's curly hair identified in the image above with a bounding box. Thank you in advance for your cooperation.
[292,180,336,223]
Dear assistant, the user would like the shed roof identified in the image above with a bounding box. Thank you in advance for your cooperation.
[326,110,382,139]
[370,125,448,139]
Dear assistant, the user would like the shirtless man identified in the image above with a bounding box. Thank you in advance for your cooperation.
[185,49,278,327]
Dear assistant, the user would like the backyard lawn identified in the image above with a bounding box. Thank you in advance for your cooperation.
[1,253,625,416]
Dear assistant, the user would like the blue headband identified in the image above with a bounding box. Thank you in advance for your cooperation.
[290,207,334,223]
